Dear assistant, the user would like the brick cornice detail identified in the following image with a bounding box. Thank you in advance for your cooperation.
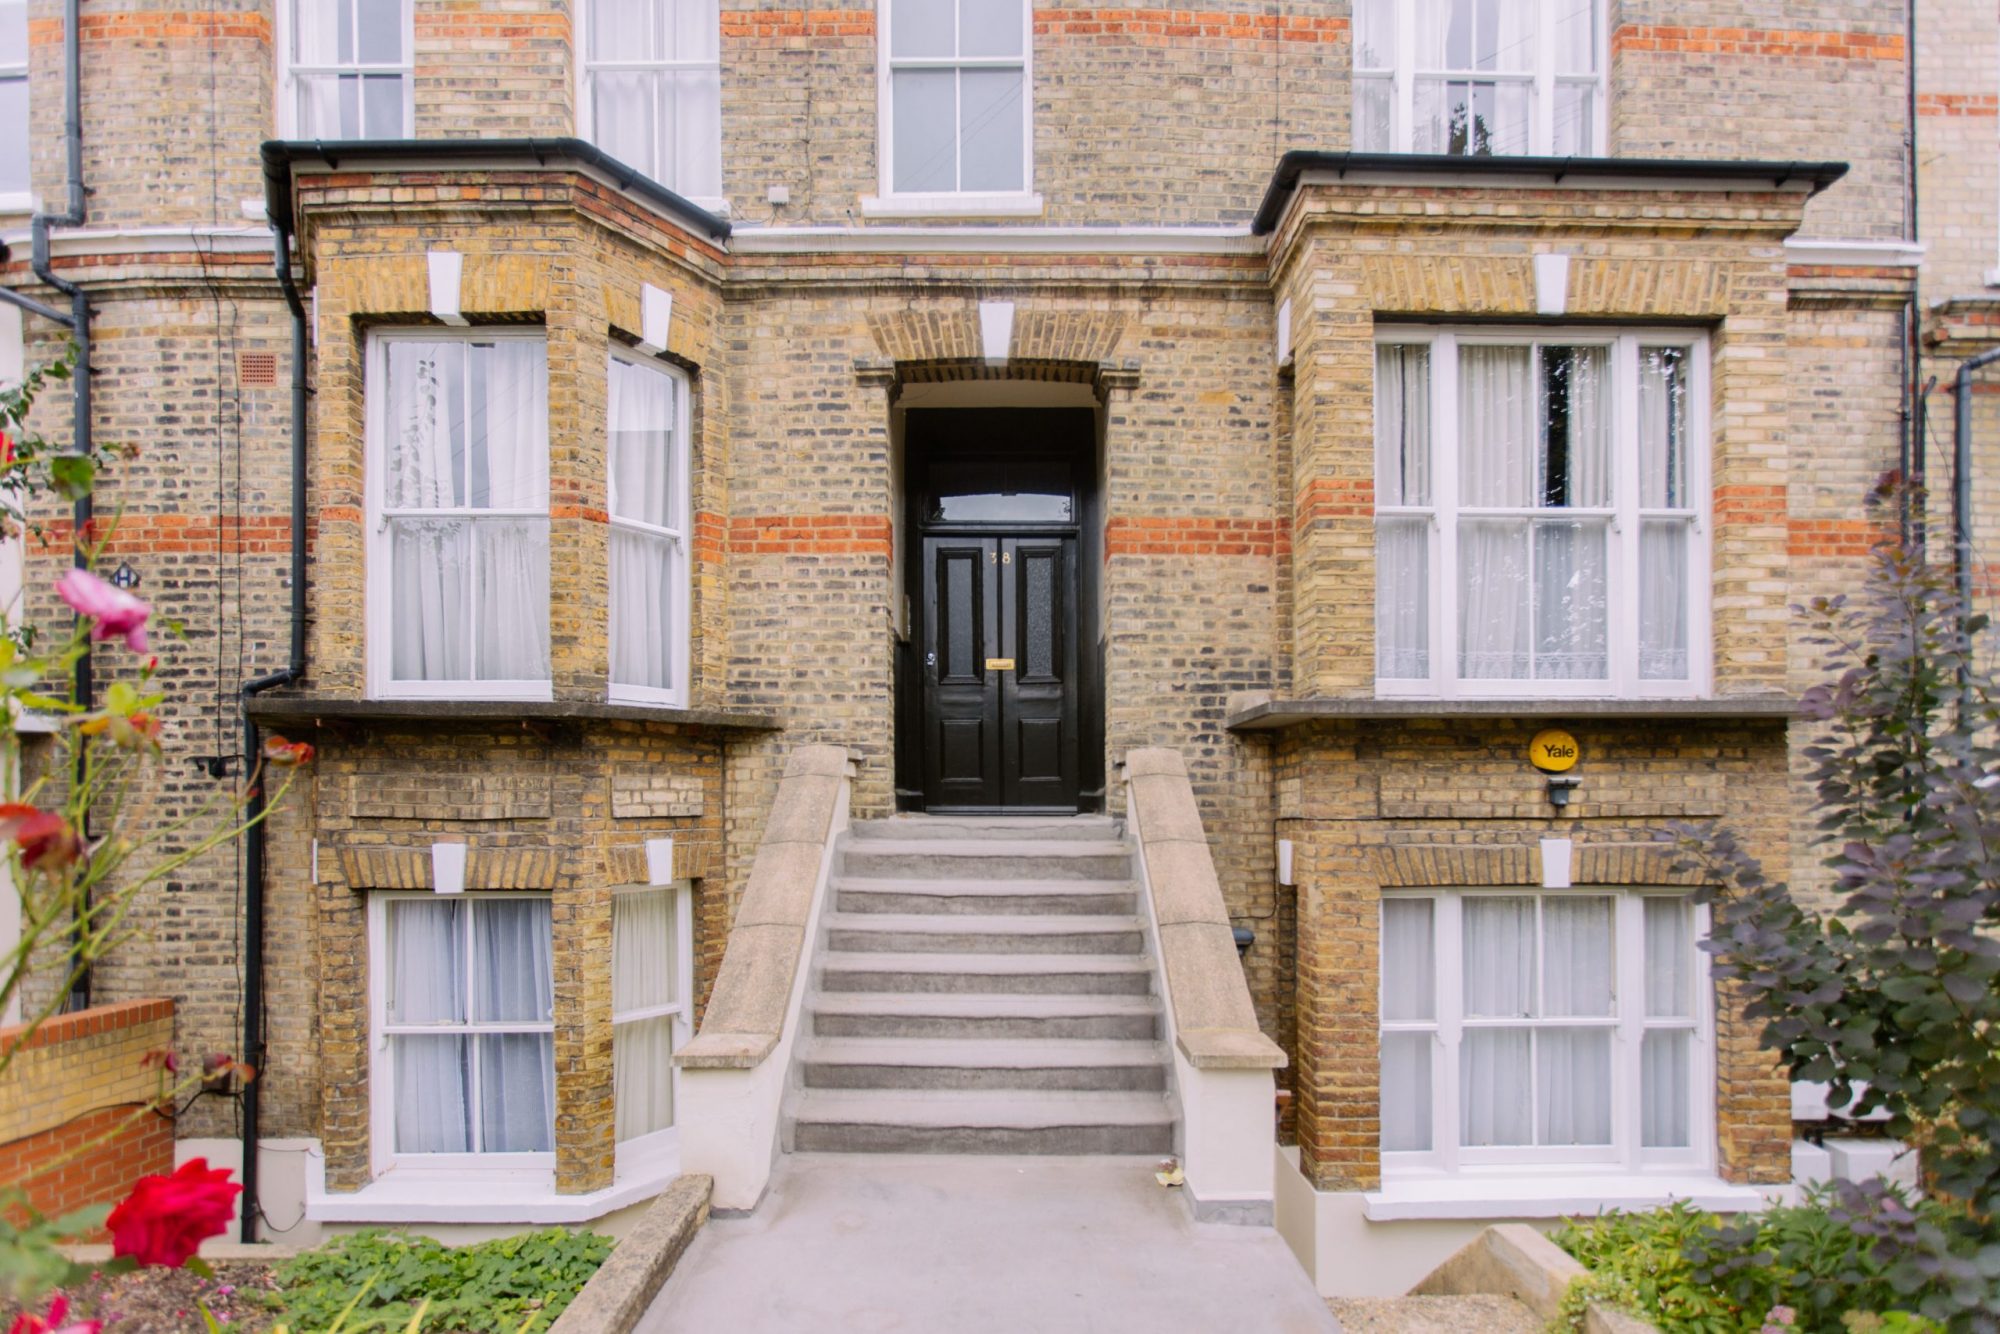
[1612,24,1904,62]
[1104,515,1286,557]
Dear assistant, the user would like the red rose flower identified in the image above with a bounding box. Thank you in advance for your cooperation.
[6,1294,102,1334]
[104,1158,242,1269]
[0,803,84,870]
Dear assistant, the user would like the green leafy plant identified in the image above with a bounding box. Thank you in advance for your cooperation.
[274,1228,613,1333]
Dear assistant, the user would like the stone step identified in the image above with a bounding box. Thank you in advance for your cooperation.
[810,992,1161,1041]
[822,912,1146,956]
[833,876,1139,917]
[819,951,1155,996]
[841,840,1133,882]
[786,1088,1176,1155]
[800,1037,1171,1091]
[848,817,1124,843]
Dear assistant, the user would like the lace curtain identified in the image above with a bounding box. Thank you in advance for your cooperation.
[613,889,680,1141]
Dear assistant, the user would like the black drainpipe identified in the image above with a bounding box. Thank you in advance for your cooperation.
[27,0,91,1014]
[236,222,309,1243]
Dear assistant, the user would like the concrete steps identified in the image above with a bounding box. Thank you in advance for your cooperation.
[785,817,1175,1155]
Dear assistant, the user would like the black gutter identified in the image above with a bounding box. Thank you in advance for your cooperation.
[28,0,91,1014]
[236,222,310,1244]
[1251,150,1851,236]
[258,137,732,242]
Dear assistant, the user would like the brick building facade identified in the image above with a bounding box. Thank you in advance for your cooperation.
[0,0,1984,1293]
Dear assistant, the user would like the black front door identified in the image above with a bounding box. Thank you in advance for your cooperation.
[921,532,1080,811]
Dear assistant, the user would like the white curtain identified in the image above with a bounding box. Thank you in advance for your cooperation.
[474,899,554,1153]
[1538,1029,1612,1144]
[1377,521,1430,679]
[293,0,346,135]
[1458,347,1533,679]
[668,0,723,198]
[1381,899,1435,1022]
[1460,897,1533,1146]
[1638,348,1690,680]
[1540,896,1612,1016]
[1642,1030,1691,1148]
[609,358,680,692]
[480,1033,555,1153]
[389,343,465,682]
[610,358,676,528]
[1644,897,1692,1018]
[1381,1033,1433,1152]
[1461,1029,1531,1146]
[1545,347,1608,508]
[388,900,469,1154]
[614,890,678,1141]
[1638,347,1687,508]
[1376,346,1432,507]
[1533,520,1608,680]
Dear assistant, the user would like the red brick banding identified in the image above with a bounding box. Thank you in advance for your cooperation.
[1917,93,1999,117]
[721,9,875,41]
[729,514,893,557]
[1613,25,1905,61]
[1033,9,1349,43]
[28,11,271,45]
[1105,515,1286,557]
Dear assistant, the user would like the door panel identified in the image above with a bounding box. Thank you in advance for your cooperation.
[1000,537,1080,809]
[922,538,1000,808]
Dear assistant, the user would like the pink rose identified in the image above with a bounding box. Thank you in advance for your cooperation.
[104,1158,241,1269]
[55,568,150,653]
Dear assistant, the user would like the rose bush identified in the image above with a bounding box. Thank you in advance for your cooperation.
[102,1159,242,1270]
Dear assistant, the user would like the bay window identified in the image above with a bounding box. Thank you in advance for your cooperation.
[373,894,556,1163]
[1381,890,1710,1173]
[607,353,691,705]
[612,883,694,1147]
[580,0,722,204]
[1374,330,1708,698]
[282,0,413,139]
[367,331,551,699]
[878,0,1032,205]
[0,0,26,203]
[1353,0,1603,157]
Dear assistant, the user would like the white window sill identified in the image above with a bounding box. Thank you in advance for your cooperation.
[369,683,557,703]
[0,192,35,219]
[859,192,1045,219]
[308,1136,680,1225]
[1365,1172,1771,1222]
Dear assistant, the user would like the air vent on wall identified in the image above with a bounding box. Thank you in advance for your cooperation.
[237,351,278,387]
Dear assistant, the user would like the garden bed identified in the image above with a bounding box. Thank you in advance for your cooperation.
[0,1260,280,1332]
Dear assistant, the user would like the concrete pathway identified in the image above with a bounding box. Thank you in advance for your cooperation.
[637,1155,1342,1334]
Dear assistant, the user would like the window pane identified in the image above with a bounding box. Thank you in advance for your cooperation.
[478,1033,555,1152]
[1,0,28,59]
[670,0,720,62]
[1377,519,1430,679]
[393,1034,470,1153]
[388,899,465,1024]
[1459,519,1529,679]
[610,359,678,528]
[1553,81,1594,156]
[614,889,679,1015]
[1375,345,1432,506]
[615,1017,677,1139]
[1353,0,1394,69]
[1418,79,1530,155]
[892,69,957,192]
[593,72,660,178]
[592,0,651,60]
[1382,899,1436,1021]
[891,0,953,58]
[611,528,676,690]
[1532,519,1607,680]
[960,67,1024,193]
[1458,345,1534,506]
[1461,1028,1531,1145]
[1538,346,1608,509]
[0,79,25,193]
[473,519,552,681]
[1541,896,1613,1017]
[294,73,355,139]
[361,73,404,137]
[1642,1030,1692,1148]
[471,898,554,1023]
[959,0,1020,58]
[386,341,466,509]
[1638,346,1689,508]
[1639,520,1689,680]
[1463,897,1535,1018]
[389,519,471,682]
[1381,1032,1432,1152]
[668,67,722,197]
[356,0,402,63]
[1644,897,1693,1018]
[467,341,549,511]
[1553,1,1597,74]
[1536,1029,1612,1145]
[1354,76,1393,152]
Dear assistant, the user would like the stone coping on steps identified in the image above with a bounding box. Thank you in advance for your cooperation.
[1413,1223,1661,1333]
[675,745,853,1071]
[549,1175,713,1334]
[1121,747,1286,1073]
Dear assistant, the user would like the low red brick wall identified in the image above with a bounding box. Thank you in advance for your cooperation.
[0,999,176,1225]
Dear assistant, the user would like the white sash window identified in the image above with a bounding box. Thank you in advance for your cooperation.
[612,883,695,1148]
[0,0,27,202]
[580,0,722,203]
[1374,329,1709,699]
[282,0,413,140]
[876,0,1034,210]
[607,352,691,705]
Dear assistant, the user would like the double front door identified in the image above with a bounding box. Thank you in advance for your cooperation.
[921,533,1080,811]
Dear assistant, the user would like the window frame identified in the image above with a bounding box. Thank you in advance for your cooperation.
[1380,888,1716,1180]
[1354,0,1607,157]
[367,891,558,1176]
[575,0,725,210]
[611,880,696,1162]
[1373,325,1713,700]
[275,0,416,140]
[871,0,1040,216]
[363,327,554,702]
[0,0,29,209]
[605,351,693,708]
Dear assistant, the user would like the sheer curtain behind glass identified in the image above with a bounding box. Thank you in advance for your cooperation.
[293,0,407,138]
[1412,0,1536,155]
[383,339,550,689]
[613,890,680,1140]
[0,0,28,194]
[1638,347,1691,681]
[1381,899,1435,1153]
[608,357,684,696]
[587,0,721,199]
[1376,346,1432,679]
[1643,897,1695,1148]
[1458,346,1532,680]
